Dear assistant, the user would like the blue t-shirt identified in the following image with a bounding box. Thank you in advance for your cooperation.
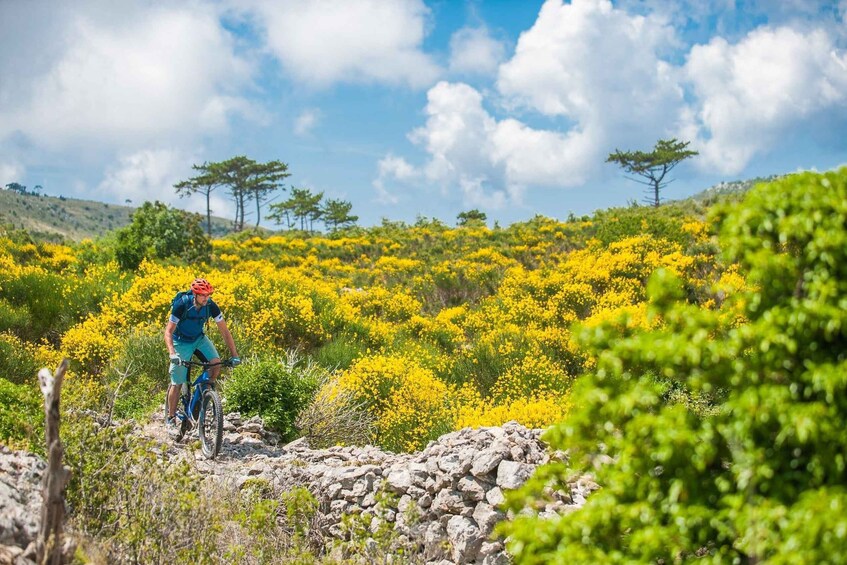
[170,293,223,342]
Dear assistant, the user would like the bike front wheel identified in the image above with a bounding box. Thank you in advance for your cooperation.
[198,389,223,459]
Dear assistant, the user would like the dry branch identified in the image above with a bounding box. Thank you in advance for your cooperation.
[36,359,71,565]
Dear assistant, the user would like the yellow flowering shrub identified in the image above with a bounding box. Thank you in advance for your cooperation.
[241,292,327,352]
[564,235,695,297]
[61,309,123,371]
[582,302,654,331]
[118,260,194,327]
[332,354,453,452]
[491,353,571,401]
[341,286,421,323]
[403,310,465,352]
[372,256,423,284]
[454,384,569,429]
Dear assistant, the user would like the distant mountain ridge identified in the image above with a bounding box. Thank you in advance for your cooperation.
[0,189,235,242]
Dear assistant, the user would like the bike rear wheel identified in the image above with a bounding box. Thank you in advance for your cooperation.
[198,389,223,459]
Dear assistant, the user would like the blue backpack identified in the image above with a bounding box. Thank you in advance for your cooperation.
[172,290,193,312]
[171,290,213,341]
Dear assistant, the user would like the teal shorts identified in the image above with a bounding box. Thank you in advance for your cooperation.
[170,334,220,385]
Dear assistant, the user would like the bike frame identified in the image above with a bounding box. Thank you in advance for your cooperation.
[168,358,230,459]
[176,360,224,425]
[183,369,212,424]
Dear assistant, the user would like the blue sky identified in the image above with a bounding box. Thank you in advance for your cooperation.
[1,0,846,228]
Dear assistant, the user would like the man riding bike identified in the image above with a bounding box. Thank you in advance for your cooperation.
[164,278,240,436]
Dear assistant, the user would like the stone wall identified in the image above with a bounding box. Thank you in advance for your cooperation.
[0,445,45,563]
[203,416,598,564]
[0,416,599,564]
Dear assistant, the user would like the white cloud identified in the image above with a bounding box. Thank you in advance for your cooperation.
[490,119,601,187]
[497,0,681,122]
[0,1,256,150]
[417,81,604,189]
[383,0,690,209]
[97,148,193,206]
[448,26,508,76]
[373,154,419,204]
[0,161,25,187]
[684,26,847,173]
[458,177,510,210]
[245,0,440,88]
[618,0,845,37]
[410,82,497,184]
[493,0,686,175]
[379,81,600,210]
[294,108,321,136]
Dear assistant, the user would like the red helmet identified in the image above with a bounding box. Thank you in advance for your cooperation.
[190,278,214,295]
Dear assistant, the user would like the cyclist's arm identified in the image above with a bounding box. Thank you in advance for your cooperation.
[215,318,239,359]
[164,320,178,356]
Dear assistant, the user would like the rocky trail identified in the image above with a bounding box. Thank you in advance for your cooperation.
[2,411,600,564]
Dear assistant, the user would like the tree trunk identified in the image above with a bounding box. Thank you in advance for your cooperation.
[205,190,212,237]
[36,359,71,565]
[255,192,262,227]
[239,191,247,231]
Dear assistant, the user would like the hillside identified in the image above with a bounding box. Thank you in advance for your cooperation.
[0,189,236,242]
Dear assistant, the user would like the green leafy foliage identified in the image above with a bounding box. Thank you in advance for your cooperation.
[0,270,65,342]
[268,186,324,232]
[322,198,359,232]
[457,209,487,227]
[502,168,847,563]
[0,333,40,385]
[115,201,211,270]
[280,486,319,538]
[0,378,43,452]
[590,202,698,248]
[223,353,323,441]
[0,246,124,345]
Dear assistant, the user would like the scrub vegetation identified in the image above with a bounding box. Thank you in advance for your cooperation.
[2,169,844,562]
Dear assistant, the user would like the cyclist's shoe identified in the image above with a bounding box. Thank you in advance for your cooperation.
[166,416,179,437]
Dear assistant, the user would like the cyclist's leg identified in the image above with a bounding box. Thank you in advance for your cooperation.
[168,340,193,418]
[195,335,221,382]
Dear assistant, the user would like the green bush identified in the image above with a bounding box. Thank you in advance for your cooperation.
[63,414,226,562]
[0,333,39,385]
[0,377,43,452]
[0,259,122,345]
[0,299,31,340]
[115,201,211,270]
[223,353,323,442]
[590,202,694,247]
[312,333,367,371]
[501,169,847,563]
[0,270,65,342]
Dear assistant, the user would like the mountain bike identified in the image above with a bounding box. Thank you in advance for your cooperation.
[165,359,232,459]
